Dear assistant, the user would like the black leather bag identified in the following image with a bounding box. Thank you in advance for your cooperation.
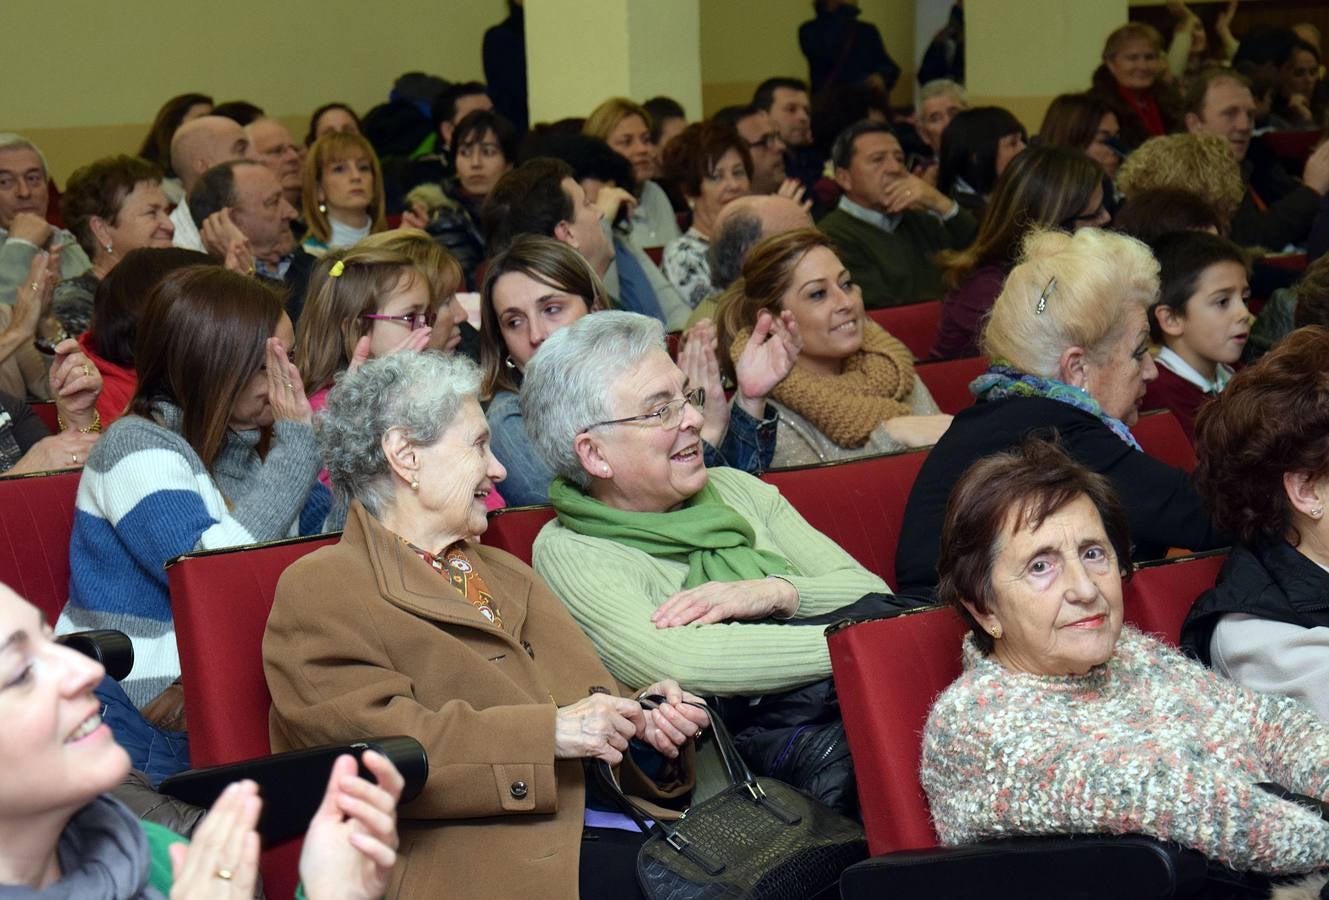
[596,698,867,900]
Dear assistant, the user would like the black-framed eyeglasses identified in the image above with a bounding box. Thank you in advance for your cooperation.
[584,387,705,432]
[747,132,783,150]
[359,309,437,330]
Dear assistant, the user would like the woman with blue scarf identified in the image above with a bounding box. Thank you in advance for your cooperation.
[895,227,1226,597]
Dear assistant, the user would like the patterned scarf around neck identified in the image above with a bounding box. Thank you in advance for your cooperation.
[970,362,1141,450]
[546,477,794,590]
[729,318,915,449]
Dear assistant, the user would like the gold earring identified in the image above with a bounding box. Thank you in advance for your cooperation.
[990,624,1003,640]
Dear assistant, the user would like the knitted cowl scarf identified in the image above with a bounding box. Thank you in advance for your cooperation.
[729,318,915,449]
[0,795,163,899]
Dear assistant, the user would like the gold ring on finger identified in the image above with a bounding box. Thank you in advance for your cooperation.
[80,363,93,378]
[30,282,39,291]
[215,867,235,881]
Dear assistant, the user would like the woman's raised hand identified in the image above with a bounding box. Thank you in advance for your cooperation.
[775,178,813,215]
[168,780,262,899]
[299,750,405,900]
[6,250,58,342]
[266,336,313,424]
[345,325,433,376]
[678,319,729,448]
[554,693,645,765]
[734,308,800,418]
[49,338,102,431]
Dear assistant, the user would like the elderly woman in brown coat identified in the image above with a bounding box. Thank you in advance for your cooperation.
[263,349,709,900]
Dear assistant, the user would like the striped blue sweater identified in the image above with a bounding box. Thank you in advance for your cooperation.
[56,403,331,707]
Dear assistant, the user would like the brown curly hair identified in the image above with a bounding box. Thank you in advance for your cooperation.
[1194,325,1329,548]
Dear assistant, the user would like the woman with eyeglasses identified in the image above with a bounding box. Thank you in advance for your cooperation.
[56,266,332,782]
[931,145,1110,361]
[895,227,1226,599]
[479,235,794,507]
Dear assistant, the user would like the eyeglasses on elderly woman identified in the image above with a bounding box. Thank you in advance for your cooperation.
[583,387,705,432]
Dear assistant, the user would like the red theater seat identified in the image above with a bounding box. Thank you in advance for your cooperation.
[867,301,941,360]
[0,469,81,623]
[1123,552,1227,646]
[763,449,928,584]
[483,505,556,566]
[168,533,338,900]
[1133,408,1195,473]
[29,401,60,433]
[915,356,987,414]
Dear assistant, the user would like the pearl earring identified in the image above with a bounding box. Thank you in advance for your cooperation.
[104,243,113,254]
[1313,506,1324,520]
[318,201,327,215]
[410,477,419,491]
[602,465,609,475]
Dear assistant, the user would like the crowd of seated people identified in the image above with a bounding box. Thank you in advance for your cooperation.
[9,5,1329,894]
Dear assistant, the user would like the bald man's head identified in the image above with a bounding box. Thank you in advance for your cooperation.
[170,116,252,191]
[709,195,814,290]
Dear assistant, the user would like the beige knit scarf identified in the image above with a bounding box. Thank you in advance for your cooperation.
[730,318,916,448]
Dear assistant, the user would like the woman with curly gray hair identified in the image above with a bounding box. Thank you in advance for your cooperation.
[263,349,709,900]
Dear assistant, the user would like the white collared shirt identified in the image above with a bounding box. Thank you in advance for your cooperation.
[1155,345,1233,395]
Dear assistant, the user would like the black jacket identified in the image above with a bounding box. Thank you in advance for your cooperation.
[424,183,486,291]
[1230,141,1322,250]
[895,396,1227,596]
[1180,540,1329,665]
[799,6,900,95]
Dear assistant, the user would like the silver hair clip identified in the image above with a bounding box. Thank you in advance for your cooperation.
[1035,277,1056,316]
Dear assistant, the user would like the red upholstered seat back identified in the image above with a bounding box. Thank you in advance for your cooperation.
[1133,409,1196,473]
[29,401,60,433]
[483,505,556,566]
[866,301,941,360]
[827,607,968,855]
[168,533,338,900]
[763,450,928,583]
[915,356,988,415]
[1123,552,1227,646]
[0,469,81,623]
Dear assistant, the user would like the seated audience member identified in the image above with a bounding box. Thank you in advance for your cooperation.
[1269,35,1321,129]
[819,120,978,308]
[137,92,213,203]
[431,81,493,161]
[1184,66,1329,249]
[265,350,708,899]
[1088,23,1182,151]
[480,236,783,505]
[799,0,899,96]
[1037,92,1124,182]
[187,160,316,319]
[55,155,174,336]
[523,311,908,807]
[247,117,305,221]
[754,77,821,191]
[687,193,814,326]
[57,267,331,780]
[0,252,65,404]
[417,108,515,289]
[716,228,948,465]
[1164,0,1239,81]
[1140,231,1251,442]
[896,227,1226,596]
[0,584,404,900]
[661,122,753,309]
[1248,253,1329,359]
[1184,327,1329,720]
[936,106,1027,221]
[810,83,892,165]
[305,101,362,146]
[712,104,792,200]
[915,79,968,165]
[0,135,92,301]
[485,154,688,330]
[585,97,681,249]
[0,257,102,475]
[932,145,1108,361]
[167,115,253,251]
[301,133,389,256]
[357,228,475,361]
[921,437,1329,878]
[644,95,688,160]
[1112,187,1224,246]
[296,244,436,418]
[80,247,213,427]
[1116,132,1244,236]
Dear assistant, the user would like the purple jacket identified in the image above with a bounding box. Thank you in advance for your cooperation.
[929,264,1006,361]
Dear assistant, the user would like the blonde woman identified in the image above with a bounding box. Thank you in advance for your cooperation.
[300,132,388,256]
[584,97,681,250]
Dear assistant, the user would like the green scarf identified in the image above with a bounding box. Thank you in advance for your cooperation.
[547,477,795,589]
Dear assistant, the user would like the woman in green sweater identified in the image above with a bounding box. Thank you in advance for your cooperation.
[0,582,403,899]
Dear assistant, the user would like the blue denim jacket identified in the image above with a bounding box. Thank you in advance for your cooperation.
[485,389,778,507]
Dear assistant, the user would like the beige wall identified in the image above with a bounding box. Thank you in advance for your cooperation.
[699,0,916,115]
[6,0,506,182]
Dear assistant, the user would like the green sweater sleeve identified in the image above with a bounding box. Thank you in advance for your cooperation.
[707,468,890,613]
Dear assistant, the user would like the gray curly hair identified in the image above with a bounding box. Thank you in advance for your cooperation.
[317,350,481,515]
[520,311,666,489]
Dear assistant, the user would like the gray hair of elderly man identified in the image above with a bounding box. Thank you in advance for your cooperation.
[317,350,482,516]
[520,310,666,490]
[0,134,48,173]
